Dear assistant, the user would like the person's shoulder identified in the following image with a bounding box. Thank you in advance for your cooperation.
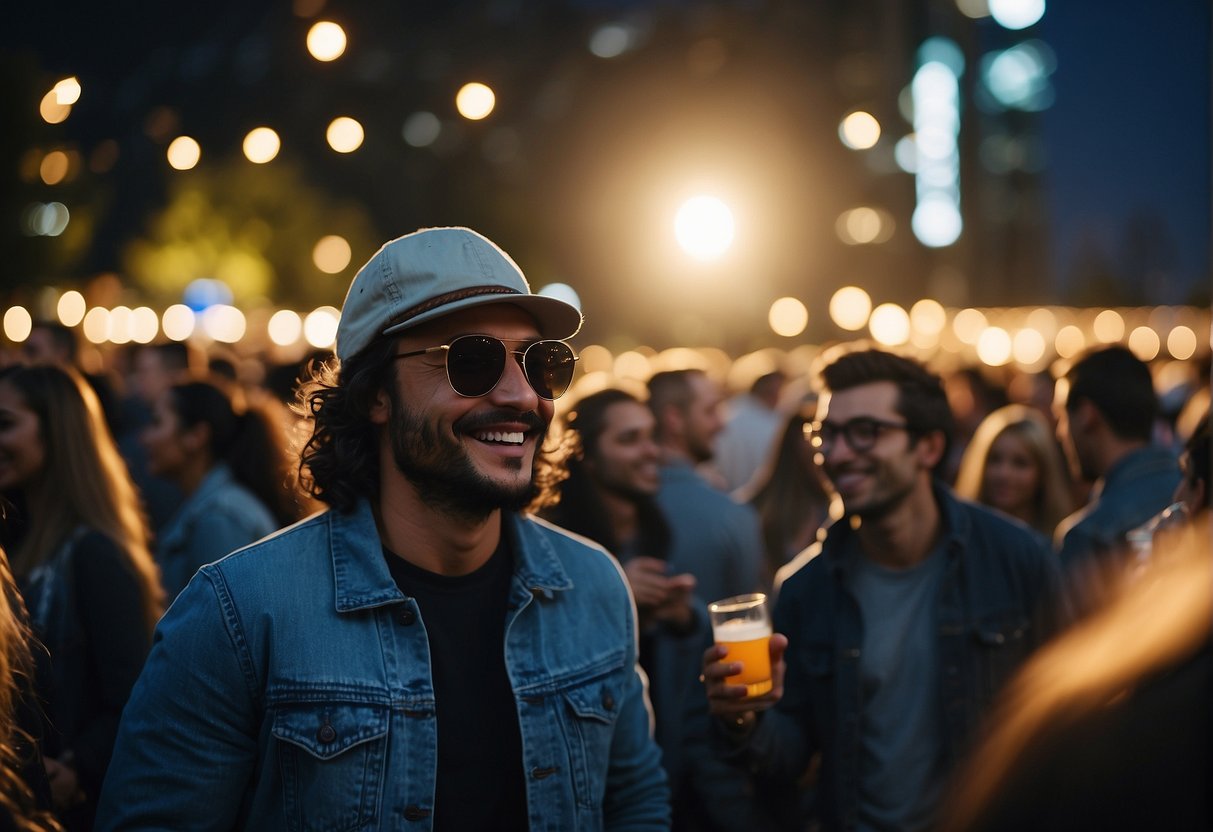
[524,514,618,568]
[204,507,330,573]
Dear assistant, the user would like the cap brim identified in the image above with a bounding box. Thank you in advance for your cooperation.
[382,293,583,341]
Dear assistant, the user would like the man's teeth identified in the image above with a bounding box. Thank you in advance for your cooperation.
[474,430,525,445]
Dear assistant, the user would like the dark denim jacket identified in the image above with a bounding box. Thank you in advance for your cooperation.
[97,501,669,831]
[744,484,1061,831]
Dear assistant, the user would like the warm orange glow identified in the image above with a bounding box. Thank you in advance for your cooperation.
[455,83,496,120]
[307,21,348,61]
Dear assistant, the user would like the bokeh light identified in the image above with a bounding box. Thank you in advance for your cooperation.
[836,207,893,245]
[869,303,910,346]
[589,23,635,59]
[976,326,1012,366]
[1167,325,1197,360]
[39,90,71,124]
[243,127,281,163]
[53,77,81,105]
[3,307,32,343]
[82,307,112,344]
[167,136,201,170]
[313,235,353,273]
[1093,309,1125,343]
[839,111,881,150]
[57,290,86,326]
[829,286,872,331]
[202,305,247,343]
[952,308,987,344]
[131,307,159,343]
[911,194,963,248]
[614,351,652,380]
[910,299,947,336]
[456,83,496,120]
[109,306,133,345]
[1127,326,1160,361]
[268,310,303,346]
[1011,327,1046,365]
[769,297,808,338]
[326,117,364,153]
[674,195,735,261]
[989,0,1046,30]
[40,151,70,185]
[307,21,347,61]
[403,112,442,147]
[1055,324,1085,358]
[304,306,341,349]
[162,305,196,341]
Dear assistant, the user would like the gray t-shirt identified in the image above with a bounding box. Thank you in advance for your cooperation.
[846,539,947,832]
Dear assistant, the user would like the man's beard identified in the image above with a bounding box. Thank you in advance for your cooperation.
[388,387,548,523]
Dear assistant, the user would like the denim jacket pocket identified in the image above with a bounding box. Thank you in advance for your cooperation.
[560,673,624,810]
[272,702,390,832]
[973,613,1031,701]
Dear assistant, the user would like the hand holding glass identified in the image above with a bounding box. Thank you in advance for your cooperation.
[708,593,773,697]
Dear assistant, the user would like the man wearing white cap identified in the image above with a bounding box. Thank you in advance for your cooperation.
[98,228,671,830]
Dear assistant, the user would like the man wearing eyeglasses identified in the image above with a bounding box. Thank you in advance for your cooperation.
[701,346,1061,832]
[98,227,671,830]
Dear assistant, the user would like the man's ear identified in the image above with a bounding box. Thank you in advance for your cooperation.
[368,387,391,425]
[915,429,947,470]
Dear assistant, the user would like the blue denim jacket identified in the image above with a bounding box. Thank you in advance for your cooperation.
[743,484,1062,831]
[154,463,278,600]
[1055,445,1181,569]
[96,500,670,831]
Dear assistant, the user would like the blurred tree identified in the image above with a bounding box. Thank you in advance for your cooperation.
[122,158,379,309]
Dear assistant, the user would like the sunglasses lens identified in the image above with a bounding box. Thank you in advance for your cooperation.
[523,341,577,400]
[446,336,506,397]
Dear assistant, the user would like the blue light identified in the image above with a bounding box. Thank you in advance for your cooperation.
[183,278,233,312]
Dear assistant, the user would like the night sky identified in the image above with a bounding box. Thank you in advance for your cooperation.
[3,1,1210,319]
[1039,0,1210,303]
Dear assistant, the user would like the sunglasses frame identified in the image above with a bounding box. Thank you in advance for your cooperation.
[395,334,578,401]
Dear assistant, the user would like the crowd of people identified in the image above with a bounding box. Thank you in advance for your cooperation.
[0,225,1207,831]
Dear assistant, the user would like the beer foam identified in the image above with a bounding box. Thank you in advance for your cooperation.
[713,618,772,642]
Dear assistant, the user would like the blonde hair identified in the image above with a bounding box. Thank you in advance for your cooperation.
[0,545,60,831]
[954,404,1073,537]
[0,365,162,633]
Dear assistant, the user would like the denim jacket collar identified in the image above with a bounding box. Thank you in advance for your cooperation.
[329,500,574,613]
[818,480,967,576]
[158,463,240,552]
[1089,444,1176,501]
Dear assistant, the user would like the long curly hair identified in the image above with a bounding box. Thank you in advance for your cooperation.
[295,337,567,514]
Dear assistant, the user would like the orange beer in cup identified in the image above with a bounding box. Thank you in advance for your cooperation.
[709,593,772,697]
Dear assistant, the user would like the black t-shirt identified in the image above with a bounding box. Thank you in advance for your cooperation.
[383,539,528,832]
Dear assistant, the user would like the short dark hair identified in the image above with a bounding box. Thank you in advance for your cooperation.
[646,369,703,440]
[1063,345,1156,442]
[818,348,955,467]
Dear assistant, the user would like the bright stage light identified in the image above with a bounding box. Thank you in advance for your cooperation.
[674,195,735,261]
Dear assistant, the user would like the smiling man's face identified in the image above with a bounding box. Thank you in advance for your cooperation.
[379,303,555,518]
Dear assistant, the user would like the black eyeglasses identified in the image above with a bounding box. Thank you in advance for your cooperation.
[395,335,578,400]
[805,417,911,452]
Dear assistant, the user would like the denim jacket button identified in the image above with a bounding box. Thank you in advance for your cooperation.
[316,722,337,743]
[601,691,615,711]
[398,609,416,626]
[403,805,431,821]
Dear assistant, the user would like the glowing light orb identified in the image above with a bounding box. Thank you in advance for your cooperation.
[674,195,735,261]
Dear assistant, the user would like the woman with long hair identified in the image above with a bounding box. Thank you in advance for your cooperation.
[953,403,1074,539]
[142,377,307,600]
[0,364,161,831]
[734,405,836,590]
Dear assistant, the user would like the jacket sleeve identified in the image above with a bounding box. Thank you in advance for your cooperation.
[95,568,259,831]
[68,533,154,801]
[603,572,672,831]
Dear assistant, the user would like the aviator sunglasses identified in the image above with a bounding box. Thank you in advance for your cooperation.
[395,335,578,400]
